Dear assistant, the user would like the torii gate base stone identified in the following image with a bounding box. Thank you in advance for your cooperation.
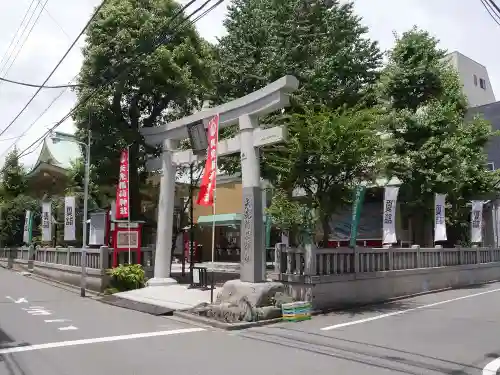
[140,76,299,321]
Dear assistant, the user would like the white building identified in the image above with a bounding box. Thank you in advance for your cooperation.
[444,51,496,108]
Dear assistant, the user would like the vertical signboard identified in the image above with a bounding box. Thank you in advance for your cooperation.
[23,210,32,245]
[64,196,76,241]
[115,149,129,219]
[471,200,484,244]
[41,202,52,242]
[434,193,447,242]
[382,186,399,244]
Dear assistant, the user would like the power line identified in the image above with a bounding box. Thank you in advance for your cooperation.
[0,76,79,89]
[0,0,37,74]
[0,0,47,80]
[17,0,223,159]
[481,0,500,26]
[488,0,500,14]
[0,78,75,160]
[0,0,110,140]
[36,0,71,40]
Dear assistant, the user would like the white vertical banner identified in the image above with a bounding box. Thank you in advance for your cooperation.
[23,210,31,244]
[471,200,484,244]
[434,194,447,242]
[64,196,76,241]
[41,202,52,242]
[382,186,399,244]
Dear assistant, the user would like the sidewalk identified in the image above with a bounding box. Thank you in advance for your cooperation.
[104,284,222,314]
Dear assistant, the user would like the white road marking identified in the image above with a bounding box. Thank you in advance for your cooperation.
[321,286,500,331]
[483,357,500,374]
[58,325,78,331]
[6,296,28,304]
[0,327,206,355]
[26,309,51,316]
[44,319,70,323]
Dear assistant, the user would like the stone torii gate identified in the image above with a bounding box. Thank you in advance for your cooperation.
[141,75,299,286]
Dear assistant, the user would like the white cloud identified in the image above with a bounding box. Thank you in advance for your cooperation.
[0,0,498,170]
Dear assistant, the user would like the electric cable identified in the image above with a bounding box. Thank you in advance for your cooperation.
[487,0,500,14]
[0,77,76,160]
[0,0,48,80]
[0,0,37,74]
[0,0,110,140]
[480,0,500,26]
[0,76,80,89]
[16,0,223,159]
[36,0,71,40]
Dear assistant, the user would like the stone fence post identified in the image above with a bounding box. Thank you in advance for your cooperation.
[473,244,480,264]
[412,244,421,268]
[434,244,443,267]
[100,246,110,272]
[7,248,14,269]
[27,245,35,271]
[274,243,285,273]
[304,243,316,276]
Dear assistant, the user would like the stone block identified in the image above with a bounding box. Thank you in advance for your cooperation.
[216,279,285,307]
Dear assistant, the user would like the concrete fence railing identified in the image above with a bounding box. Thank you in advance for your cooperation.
[273,245,500,281]
[270,244,500,310]
[0,246,156,291]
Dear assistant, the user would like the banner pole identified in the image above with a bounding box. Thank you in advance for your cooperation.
[210,117,219,303]
[127,146,131,264]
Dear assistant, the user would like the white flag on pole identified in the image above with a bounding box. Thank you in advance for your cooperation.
[434,194,447,242]
[41,202,52,242]
[64,196,76,241]
[382,186,399,244]
[23,210,31,244]
[471,200,484,244]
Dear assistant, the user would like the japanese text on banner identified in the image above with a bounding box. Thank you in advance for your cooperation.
[115,149,129,219]
[64,196,76,241]
[197,114,219,206]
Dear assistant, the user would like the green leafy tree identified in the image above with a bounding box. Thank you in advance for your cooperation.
[267,107,388,244]
[380,27,499,244]
[0,147,27,199]
[214,0,381,108]
[212,0,384,242]
[74,0,214,219]
[0,195,40,246]
[212,0,382,174]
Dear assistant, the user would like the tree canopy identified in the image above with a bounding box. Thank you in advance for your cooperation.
[73,0,214,218]
[211,0,385,243]
[380,27,499,244]
[213,0,382,108]
[0,147,27,199]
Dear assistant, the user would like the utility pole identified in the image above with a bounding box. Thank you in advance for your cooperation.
[189,162,195,283]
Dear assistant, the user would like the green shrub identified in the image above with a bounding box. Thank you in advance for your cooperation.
[107,264,146,291]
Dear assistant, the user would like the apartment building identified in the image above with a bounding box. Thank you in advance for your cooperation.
[444,51,496,108]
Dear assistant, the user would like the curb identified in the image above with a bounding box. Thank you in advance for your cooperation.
[1,263,102,299]
[97,294,174,316]
[173,311,283,331]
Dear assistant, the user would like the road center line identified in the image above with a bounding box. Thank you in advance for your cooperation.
[483,357,500,374]
[321,286,500,331]
[0,327,205,355]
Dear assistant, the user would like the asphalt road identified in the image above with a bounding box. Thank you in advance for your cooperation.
[2,266,500,374]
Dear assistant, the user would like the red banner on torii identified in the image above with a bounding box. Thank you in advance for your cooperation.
[197,114,219,206]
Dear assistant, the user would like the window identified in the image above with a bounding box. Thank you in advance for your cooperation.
[487,162,495,171]
[474,74,478,86]
[480,78,486,90]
